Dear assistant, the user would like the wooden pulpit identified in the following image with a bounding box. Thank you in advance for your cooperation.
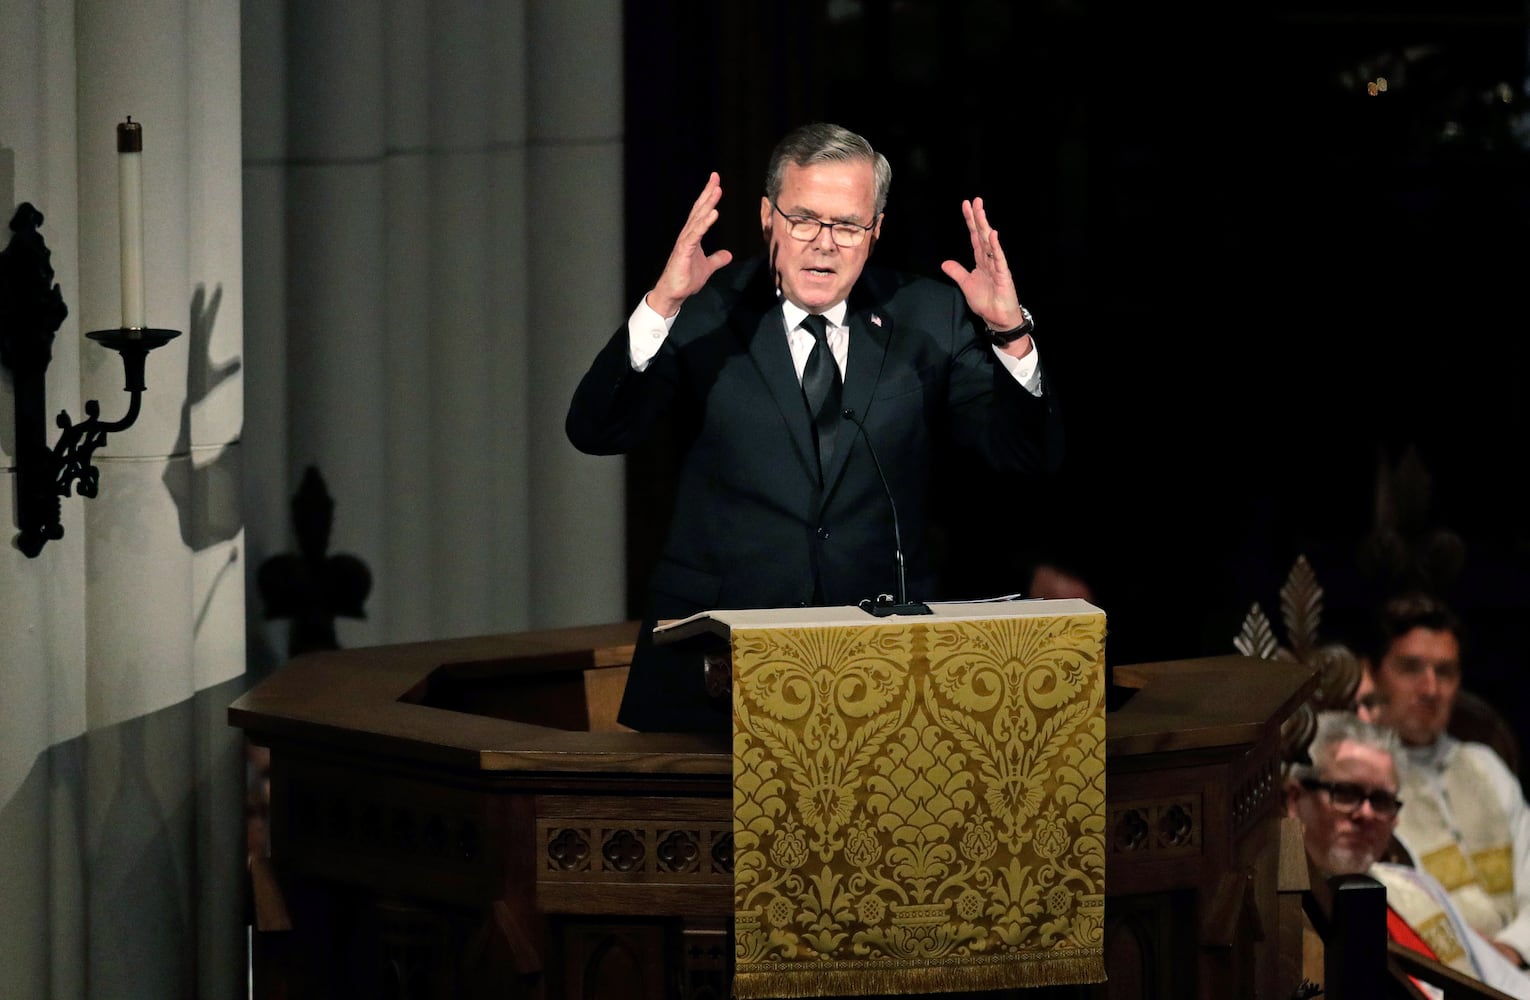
[229,617,1314,999]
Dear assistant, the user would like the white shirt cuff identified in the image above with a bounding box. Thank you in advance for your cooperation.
[627,296,678,372]
[993,341,1043,396]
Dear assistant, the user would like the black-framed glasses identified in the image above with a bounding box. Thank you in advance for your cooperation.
[771,202,877,248]
[1300,778,1403,818]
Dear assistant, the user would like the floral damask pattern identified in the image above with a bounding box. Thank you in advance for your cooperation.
[731,611,1107,997]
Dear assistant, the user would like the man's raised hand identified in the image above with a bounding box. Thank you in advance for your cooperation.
[646,172,734,318]
[940,197,1026,335]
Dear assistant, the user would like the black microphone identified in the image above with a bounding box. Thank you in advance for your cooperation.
[842,408,933,617]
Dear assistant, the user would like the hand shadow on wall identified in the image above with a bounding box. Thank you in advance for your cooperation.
[161,282,242,552]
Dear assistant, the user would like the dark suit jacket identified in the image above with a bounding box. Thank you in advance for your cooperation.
[566,255,1063,732]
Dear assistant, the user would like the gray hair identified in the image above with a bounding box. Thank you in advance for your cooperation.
[764,122,892,217]
[1290,710,1401,784]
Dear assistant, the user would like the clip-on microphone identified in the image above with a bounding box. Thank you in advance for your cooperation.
[843,408,933,617]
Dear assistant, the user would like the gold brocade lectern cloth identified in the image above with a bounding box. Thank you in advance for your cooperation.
[730,608,1107,998]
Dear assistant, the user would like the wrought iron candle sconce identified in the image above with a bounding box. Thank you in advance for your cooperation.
[0,202,180,557]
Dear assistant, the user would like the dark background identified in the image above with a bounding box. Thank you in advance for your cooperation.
[621,1,1530,738]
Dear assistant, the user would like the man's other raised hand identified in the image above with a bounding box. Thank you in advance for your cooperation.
[645,172,734,318]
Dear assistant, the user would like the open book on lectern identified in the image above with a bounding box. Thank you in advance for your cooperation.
[653,597,1105,648]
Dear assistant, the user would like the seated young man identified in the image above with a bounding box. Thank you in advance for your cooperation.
[1287,711,1530,998]
[1364,593,1530,969]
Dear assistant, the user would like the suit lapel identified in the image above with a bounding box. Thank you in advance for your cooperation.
[742,303,819,483]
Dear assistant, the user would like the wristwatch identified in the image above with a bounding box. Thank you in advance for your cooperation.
[986,306,1034,347]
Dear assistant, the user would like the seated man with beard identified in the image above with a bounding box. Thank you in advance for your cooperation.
[1287,711,1530,998]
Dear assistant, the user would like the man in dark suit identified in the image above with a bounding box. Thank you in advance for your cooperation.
[567,122,1062,733]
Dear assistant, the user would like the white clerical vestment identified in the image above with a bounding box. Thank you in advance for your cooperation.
[1394,735,1530,962]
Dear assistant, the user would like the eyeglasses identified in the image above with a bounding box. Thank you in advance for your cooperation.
[1300,778,1403,818]
[771,202,877,248]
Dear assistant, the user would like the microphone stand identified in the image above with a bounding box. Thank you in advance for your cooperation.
[844,409,932,617]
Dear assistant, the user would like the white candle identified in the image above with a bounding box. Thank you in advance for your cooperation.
[117,117,145,329]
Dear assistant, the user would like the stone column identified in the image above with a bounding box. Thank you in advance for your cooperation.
[0,5,88,992]
[239,0,289,673]
[0,1,247,997]
[526,0,626,628]
[283,3,389,647]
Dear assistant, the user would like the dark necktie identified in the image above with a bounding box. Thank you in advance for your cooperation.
[800,313,841,484]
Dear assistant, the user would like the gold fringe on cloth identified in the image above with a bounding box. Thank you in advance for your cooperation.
[731,608,1108,997]
[734,951,1106,999]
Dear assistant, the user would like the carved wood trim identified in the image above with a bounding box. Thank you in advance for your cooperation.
[1109,796,1203,858]
[1231,750,1282,839]
[538,821,734,882]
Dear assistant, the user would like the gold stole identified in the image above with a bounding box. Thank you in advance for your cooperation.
[1370,865,1476,976]
[1397,747,1516,939]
